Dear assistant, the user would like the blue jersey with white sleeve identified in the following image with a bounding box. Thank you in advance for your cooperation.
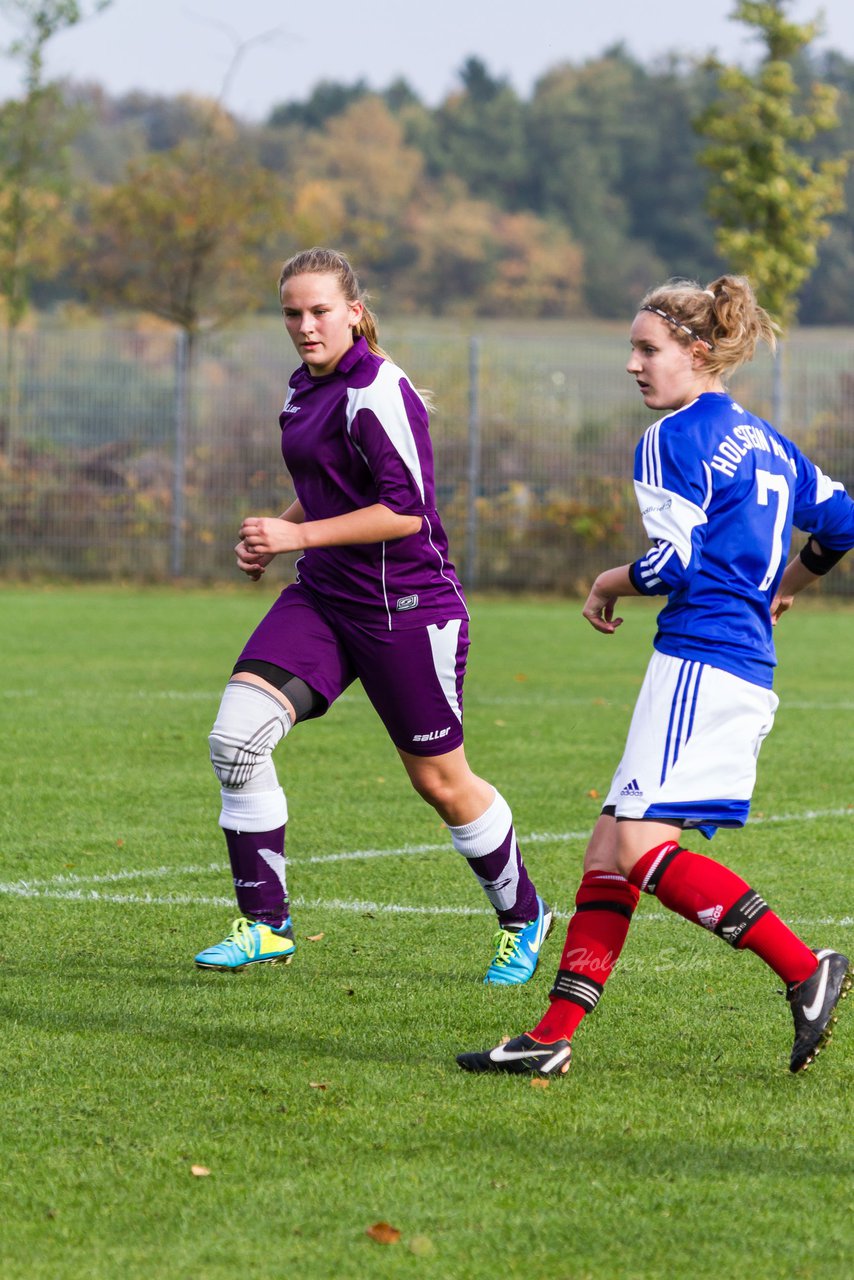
[628,392,854,688]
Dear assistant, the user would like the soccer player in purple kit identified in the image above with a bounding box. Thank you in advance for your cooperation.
[457,274,853,1078]
[194,247,552,983]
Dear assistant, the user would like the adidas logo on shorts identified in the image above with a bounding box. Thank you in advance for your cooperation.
[619,778,643,798]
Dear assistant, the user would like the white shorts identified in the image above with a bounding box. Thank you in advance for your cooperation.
[604,651,779,838]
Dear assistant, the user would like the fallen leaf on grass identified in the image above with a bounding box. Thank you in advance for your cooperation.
[530,1078,550,1089]
[366,1222,401,1245]
[408,1235,435,1256]
[306,933,325,942]
[190,1165,211,1177]
[308,1081,328,1091]
[587,788,599,799]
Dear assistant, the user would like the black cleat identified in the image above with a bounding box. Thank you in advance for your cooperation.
[456,1032,572,1077]
[787,948,851,1073]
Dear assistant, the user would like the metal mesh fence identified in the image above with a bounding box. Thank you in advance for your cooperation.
[2,317,853,592]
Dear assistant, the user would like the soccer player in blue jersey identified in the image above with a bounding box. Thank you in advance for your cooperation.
[458,274,853,1077]
[194,247,551,983]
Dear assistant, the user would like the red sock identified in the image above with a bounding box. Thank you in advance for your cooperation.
[532,871,640,1043]
[628,843,817,986]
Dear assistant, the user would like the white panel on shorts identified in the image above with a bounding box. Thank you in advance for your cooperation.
[426,619,463,723]
[604,651,778,825]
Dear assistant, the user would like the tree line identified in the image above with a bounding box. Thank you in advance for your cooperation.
[1,0,853,334]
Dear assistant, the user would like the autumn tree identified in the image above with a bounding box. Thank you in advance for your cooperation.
[480,211,584,316]
[291,95,423,277]
[403,186,583,317]
[0,0,112,446]
[695,0,849,330]
[83,95,289,574]
[85,116,286,341]
[401,191,499,313]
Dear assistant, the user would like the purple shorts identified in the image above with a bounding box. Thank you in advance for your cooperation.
[237,582,469,757]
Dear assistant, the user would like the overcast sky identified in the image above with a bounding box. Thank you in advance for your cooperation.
[1,1,853,121]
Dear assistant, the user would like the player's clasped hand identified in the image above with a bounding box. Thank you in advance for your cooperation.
[582,571,626,634]
[235,517,301,580]
[234,539,270,581]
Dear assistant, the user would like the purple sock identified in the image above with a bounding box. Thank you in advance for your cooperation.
[223,826,289,927]
[448,791,539,928]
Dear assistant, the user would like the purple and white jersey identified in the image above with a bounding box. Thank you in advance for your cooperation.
[279,337,469,630]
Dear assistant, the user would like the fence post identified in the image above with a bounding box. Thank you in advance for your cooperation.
[2,326,23,464]
[171,329,190,577]
[772,340,785,431]
[466,335,481,590]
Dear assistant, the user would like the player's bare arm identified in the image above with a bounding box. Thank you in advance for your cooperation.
[770,554,819,624]
[240,504,421,556]
[582,563,638,634]
[771,537,848,624]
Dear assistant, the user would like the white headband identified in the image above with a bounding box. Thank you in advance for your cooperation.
[640,305,714,350]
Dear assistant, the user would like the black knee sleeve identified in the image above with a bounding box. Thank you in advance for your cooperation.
[231,659,325,722]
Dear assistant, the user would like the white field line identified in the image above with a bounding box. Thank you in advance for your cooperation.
[0,882,850,929]
[5,688,854,712]
[0,878,851,929]
[1,807,851,926]
[748,807,853,825]
[6,806,850,895]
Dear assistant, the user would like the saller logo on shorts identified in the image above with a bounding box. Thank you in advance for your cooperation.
[412,726,451,743]
[396,594,419,611]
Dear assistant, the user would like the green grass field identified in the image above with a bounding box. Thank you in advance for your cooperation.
[2,585,852,1280]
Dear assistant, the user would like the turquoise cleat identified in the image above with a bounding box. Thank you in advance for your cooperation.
[194,916,296,971]
[483,895,553,986]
